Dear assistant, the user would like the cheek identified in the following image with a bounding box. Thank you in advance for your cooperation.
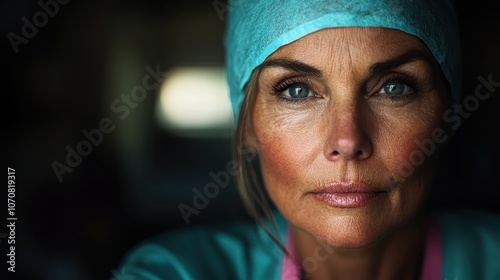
[252,104,325,202]
[377,107,443,182]
[373,106,444,220]
[255,114,320,186]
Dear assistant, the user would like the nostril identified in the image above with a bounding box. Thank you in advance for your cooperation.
[330,147,366,160]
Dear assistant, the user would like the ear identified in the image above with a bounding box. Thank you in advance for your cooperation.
[231,123,258,165]
[242,122,259,150]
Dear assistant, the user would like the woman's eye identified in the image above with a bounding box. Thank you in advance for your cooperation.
[284,85,312,98]
[379,81,410,95]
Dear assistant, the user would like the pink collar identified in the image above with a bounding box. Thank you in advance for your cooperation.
[280,218,442,279]
[420,217,442,280]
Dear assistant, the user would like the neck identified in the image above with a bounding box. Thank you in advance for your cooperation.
[292,213,428,280]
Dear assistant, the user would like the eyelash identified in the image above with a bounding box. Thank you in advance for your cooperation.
[270,73,422,105]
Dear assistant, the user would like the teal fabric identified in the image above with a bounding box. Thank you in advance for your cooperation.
[224,0,461,121]
[115,209,500,279]
[115,213,287,280]
[439,209,500,280]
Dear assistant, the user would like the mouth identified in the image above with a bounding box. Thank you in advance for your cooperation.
[310,181,385,208]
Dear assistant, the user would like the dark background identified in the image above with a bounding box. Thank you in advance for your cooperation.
[2,1,499,279]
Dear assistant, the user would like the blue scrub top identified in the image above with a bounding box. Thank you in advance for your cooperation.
[114,208,500,279]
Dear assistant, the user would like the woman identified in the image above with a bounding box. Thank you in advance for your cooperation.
[116,0,500,279]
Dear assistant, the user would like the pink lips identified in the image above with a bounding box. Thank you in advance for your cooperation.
[311,182,384,208]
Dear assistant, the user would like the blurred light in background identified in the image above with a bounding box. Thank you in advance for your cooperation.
[156,67,234,137]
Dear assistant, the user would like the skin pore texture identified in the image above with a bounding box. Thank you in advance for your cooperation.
[250,28,448,279]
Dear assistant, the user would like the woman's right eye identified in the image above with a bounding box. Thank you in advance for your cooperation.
[271,78,319,104]
[283,85,312,99]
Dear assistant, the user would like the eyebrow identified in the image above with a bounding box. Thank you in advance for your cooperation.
[369,50,434,75]
[259,50,434,77]
[259,58,322,77]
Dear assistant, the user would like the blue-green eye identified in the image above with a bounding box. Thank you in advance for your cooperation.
[286,85,311,98]
[380,81,408,95]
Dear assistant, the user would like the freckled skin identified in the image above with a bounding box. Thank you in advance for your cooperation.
[251,28,447,279]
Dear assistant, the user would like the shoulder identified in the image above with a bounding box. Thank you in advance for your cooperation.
[114,212,287,280]
[437,208,500,280]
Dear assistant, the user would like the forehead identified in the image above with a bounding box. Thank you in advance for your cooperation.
[266,27,431,71]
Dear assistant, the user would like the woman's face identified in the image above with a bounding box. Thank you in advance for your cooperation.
[251,28,448,248]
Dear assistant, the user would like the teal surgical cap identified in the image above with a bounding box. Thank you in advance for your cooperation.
[224,0,461,121]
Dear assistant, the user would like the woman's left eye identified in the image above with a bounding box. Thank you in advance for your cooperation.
[379,81,411,95]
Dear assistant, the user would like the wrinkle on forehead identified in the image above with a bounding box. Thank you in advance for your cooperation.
[266,27,429,80]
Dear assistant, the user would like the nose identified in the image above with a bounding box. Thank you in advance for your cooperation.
[324,103,372,161]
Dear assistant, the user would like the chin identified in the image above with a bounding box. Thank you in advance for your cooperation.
[317,214,391,249]
[286,204,398,250]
